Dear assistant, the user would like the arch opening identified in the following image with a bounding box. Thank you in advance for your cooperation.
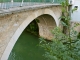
[26,19,39,36]
[8,14,57,60]
[1,9,58,60]
[37,14,57,40]
[8,19,43,60]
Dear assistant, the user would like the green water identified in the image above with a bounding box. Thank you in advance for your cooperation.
[8,30,46,60]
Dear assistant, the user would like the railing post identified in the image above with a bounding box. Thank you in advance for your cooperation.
[52,0,54,3]
[21,0,24,6]
[3,0,7,9]
[11,0,13,8]
[4,2,6,9]
[2,3,4,9]
[1,0,4,9]
[29,0,30,5]
[30,0,31,5]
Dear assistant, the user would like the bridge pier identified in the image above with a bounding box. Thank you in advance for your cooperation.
[37,14,56,40]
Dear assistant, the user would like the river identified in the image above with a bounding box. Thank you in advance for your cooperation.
[8,30,46,60]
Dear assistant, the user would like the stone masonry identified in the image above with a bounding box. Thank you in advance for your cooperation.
[0,4,62,60]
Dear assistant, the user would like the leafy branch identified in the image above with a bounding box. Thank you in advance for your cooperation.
[39,0,80,60]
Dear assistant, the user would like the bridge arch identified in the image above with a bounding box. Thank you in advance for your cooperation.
[1,9,59,60]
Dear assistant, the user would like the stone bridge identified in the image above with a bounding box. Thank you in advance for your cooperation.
[0,4,62,60]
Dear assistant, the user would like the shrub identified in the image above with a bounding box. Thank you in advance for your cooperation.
[39,0,80,60]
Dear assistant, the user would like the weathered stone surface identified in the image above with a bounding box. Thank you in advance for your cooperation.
[0,4,61,60]
[71,21,80,32]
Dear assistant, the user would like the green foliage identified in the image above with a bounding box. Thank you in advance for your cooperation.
[26,19,39,36]
[72,8,78,13]
[39,27,80,60]
[60,0,70,27]
[39,0,80,60]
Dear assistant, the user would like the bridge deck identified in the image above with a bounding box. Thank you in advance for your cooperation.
[0,4,62,60]
[0,3,61,16]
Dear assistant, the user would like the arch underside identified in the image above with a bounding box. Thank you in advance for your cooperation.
[0,8,59,60]
[37,14,56,40]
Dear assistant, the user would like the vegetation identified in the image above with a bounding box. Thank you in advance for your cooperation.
[26,19,39,36]
[39,0,80,60]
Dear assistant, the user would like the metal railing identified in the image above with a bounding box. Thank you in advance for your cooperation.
[0,0,71,9]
